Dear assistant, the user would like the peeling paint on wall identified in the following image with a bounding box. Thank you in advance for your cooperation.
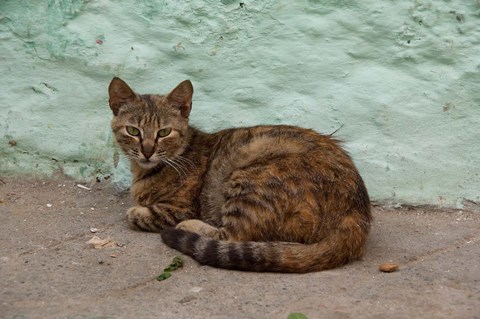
[0,0,479,207]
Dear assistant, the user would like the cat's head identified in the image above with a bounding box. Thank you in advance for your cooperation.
[108,77,193,170]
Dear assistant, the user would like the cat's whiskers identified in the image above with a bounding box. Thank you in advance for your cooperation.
[170,159,191,176]
[160,157,187,180]
[175,155,198,174]
[171,158,192,175]
[169,156,199,180]
[169,159,189,179]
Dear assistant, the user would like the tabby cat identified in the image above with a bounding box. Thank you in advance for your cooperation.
[108,77,371,273]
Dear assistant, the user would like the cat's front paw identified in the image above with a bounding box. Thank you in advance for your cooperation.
[127,206,161,232]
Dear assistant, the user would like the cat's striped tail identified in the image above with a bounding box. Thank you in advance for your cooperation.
[160,217,368,273]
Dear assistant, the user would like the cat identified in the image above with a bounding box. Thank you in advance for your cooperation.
[108,77,371,273]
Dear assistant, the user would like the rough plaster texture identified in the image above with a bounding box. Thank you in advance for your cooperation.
[0,0,479,207]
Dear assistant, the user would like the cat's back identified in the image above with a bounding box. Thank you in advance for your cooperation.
[200,125,367,224]
[211,124,350,169]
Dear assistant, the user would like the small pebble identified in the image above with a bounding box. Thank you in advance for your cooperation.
[379,262,400,273]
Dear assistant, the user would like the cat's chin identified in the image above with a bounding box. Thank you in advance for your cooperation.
[136,160,160,170]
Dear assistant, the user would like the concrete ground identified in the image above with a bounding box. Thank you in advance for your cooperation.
[0,176,479,319]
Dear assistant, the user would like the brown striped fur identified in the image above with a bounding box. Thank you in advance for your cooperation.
[108,77,371,273]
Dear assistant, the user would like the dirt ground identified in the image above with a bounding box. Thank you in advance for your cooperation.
[0,176,479,319]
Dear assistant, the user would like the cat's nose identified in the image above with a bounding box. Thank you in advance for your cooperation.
[141,143,155,159]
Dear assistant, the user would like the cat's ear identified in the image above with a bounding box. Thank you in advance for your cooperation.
[108,77,137,115]
[166,80,193,118]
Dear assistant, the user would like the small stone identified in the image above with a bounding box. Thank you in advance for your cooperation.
[379,262,399,273]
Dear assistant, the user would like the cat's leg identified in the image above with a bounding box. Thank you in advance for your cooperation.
[127,203,194,232]
[127,206,165,232]
[174,206,278,242]
[175,212,272,242]
[175,219,226,240]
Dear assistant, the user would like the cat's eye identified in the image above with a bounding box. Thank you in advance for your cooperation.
[126,126,141,136]
[158,128,172,138]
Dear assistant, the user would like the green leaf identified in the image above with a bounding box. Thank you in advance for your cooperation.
[164,256,184,272]
[156,271,172,281]
[156,256,184,281]
[287,313,309,319]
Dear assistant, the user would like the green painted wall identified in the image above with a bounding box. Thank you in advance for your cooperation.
[1,0,479,207]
